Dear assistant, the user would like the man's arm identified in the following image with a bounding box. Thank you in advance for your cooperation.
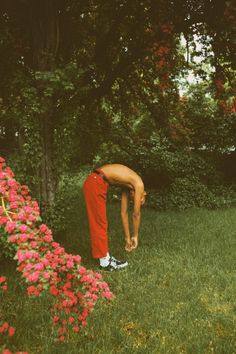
[120,190,132,251]
[131,185,143,248]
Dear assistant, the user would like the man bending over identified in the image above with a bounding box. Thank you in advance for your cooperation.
[83,164,146,271]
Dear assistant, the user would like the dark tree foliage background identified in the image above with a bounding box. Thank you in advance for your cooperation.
[0,0,235,215]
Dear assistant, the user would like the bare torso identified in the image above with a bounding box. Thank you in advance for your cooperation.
[98,164,145,250]
[99,164,144,191]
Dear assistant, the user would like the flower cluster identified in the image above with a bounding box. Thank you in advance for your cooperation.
[0,276,7,291]
[0,322,15,337]
[0,156,112,342]
[0,321,18,354]
[214,77,236,115]
[148,22,175,92]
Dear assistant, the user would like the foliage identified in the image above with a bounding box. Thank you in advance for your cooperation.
[0,0,235,205]
[147,177,236,211]
[181,82,236,152]
[41,169,91,233]
[93,107,223,186]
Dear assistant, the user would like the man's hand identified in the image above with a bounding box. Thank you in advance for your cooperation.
[125,236,138,252]
[131,236,138,250]
[125,240,133,252]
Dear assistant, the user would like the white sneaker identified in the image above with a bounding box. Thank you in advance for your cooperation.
[100,256,128,271]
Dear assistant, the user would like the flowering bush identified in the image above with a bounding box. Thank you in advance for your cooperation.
[0,156,112,343]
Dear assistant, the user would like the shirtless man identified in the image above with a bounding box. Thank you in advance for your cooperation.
[83,164,146,271]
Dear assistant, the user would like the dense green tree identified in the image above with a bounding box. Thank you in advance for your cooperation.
[0,0,235,206]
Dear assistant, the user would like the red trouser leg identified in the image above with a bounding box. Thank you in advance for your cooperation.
[83,173,109,258]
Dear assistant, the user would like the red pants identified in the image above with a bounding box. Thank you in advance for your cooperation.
[83,169,109,258]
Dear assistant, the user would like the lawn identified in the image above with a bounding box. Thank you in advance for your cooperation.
[1,189,236,354]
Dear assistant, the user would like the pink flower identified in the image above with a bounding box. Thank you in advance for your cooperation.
[2,350,12,354]
[73,326,80,332]
[8,326,15,336]
[27,272,40,283]
[50,286,59,296]
[94,272,102,280]
[2,322,9,330]
[42,259,50,266]
[25,264,33,271]
[0,171,7,179]
[8,235,17,243]
[0,216,8,224]
[102,291,113,300]
[51,241,60,248]
[19,224,28,233]
[7,179,17,187]
[39,224,49,233]
[62,300,68,307]
[20,185,29,195]
[24,206,33,214]
[43,272,50,280]
[0,276,7,284]
[43,234,53,243]
[78,266,86,275]
[66,261,74,269]
[0,186,6,194]
[10,201,19,209]
[19,233,28,242]
[34,263,44,271]
[59,327,66,333]
[5,167,14,177]
[27,285,37,296]
[30,241,38,248]
[28,214,36,222]
[6,221,17,233]
[74,255,81,264]
[54,246,65,255]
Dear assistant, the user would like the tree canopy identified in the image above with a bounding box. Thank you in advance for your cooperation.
[0,0,235,205]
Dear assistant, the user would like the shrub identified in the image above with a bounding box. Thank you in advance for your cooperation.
[94,130,222,189]
[147,177,236,210]
[40,168,90,233]
[0,156,112,343]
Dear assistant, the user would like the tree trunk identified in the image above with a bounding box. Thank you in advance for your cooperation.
[28,0,59,206]
[40,107,56,206]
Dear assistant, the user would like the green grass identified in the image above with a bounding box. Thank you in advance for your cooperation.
[1,192,236,354]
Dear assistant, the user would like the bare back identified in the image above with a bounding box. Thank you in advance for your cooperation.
[99,164,144,191]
